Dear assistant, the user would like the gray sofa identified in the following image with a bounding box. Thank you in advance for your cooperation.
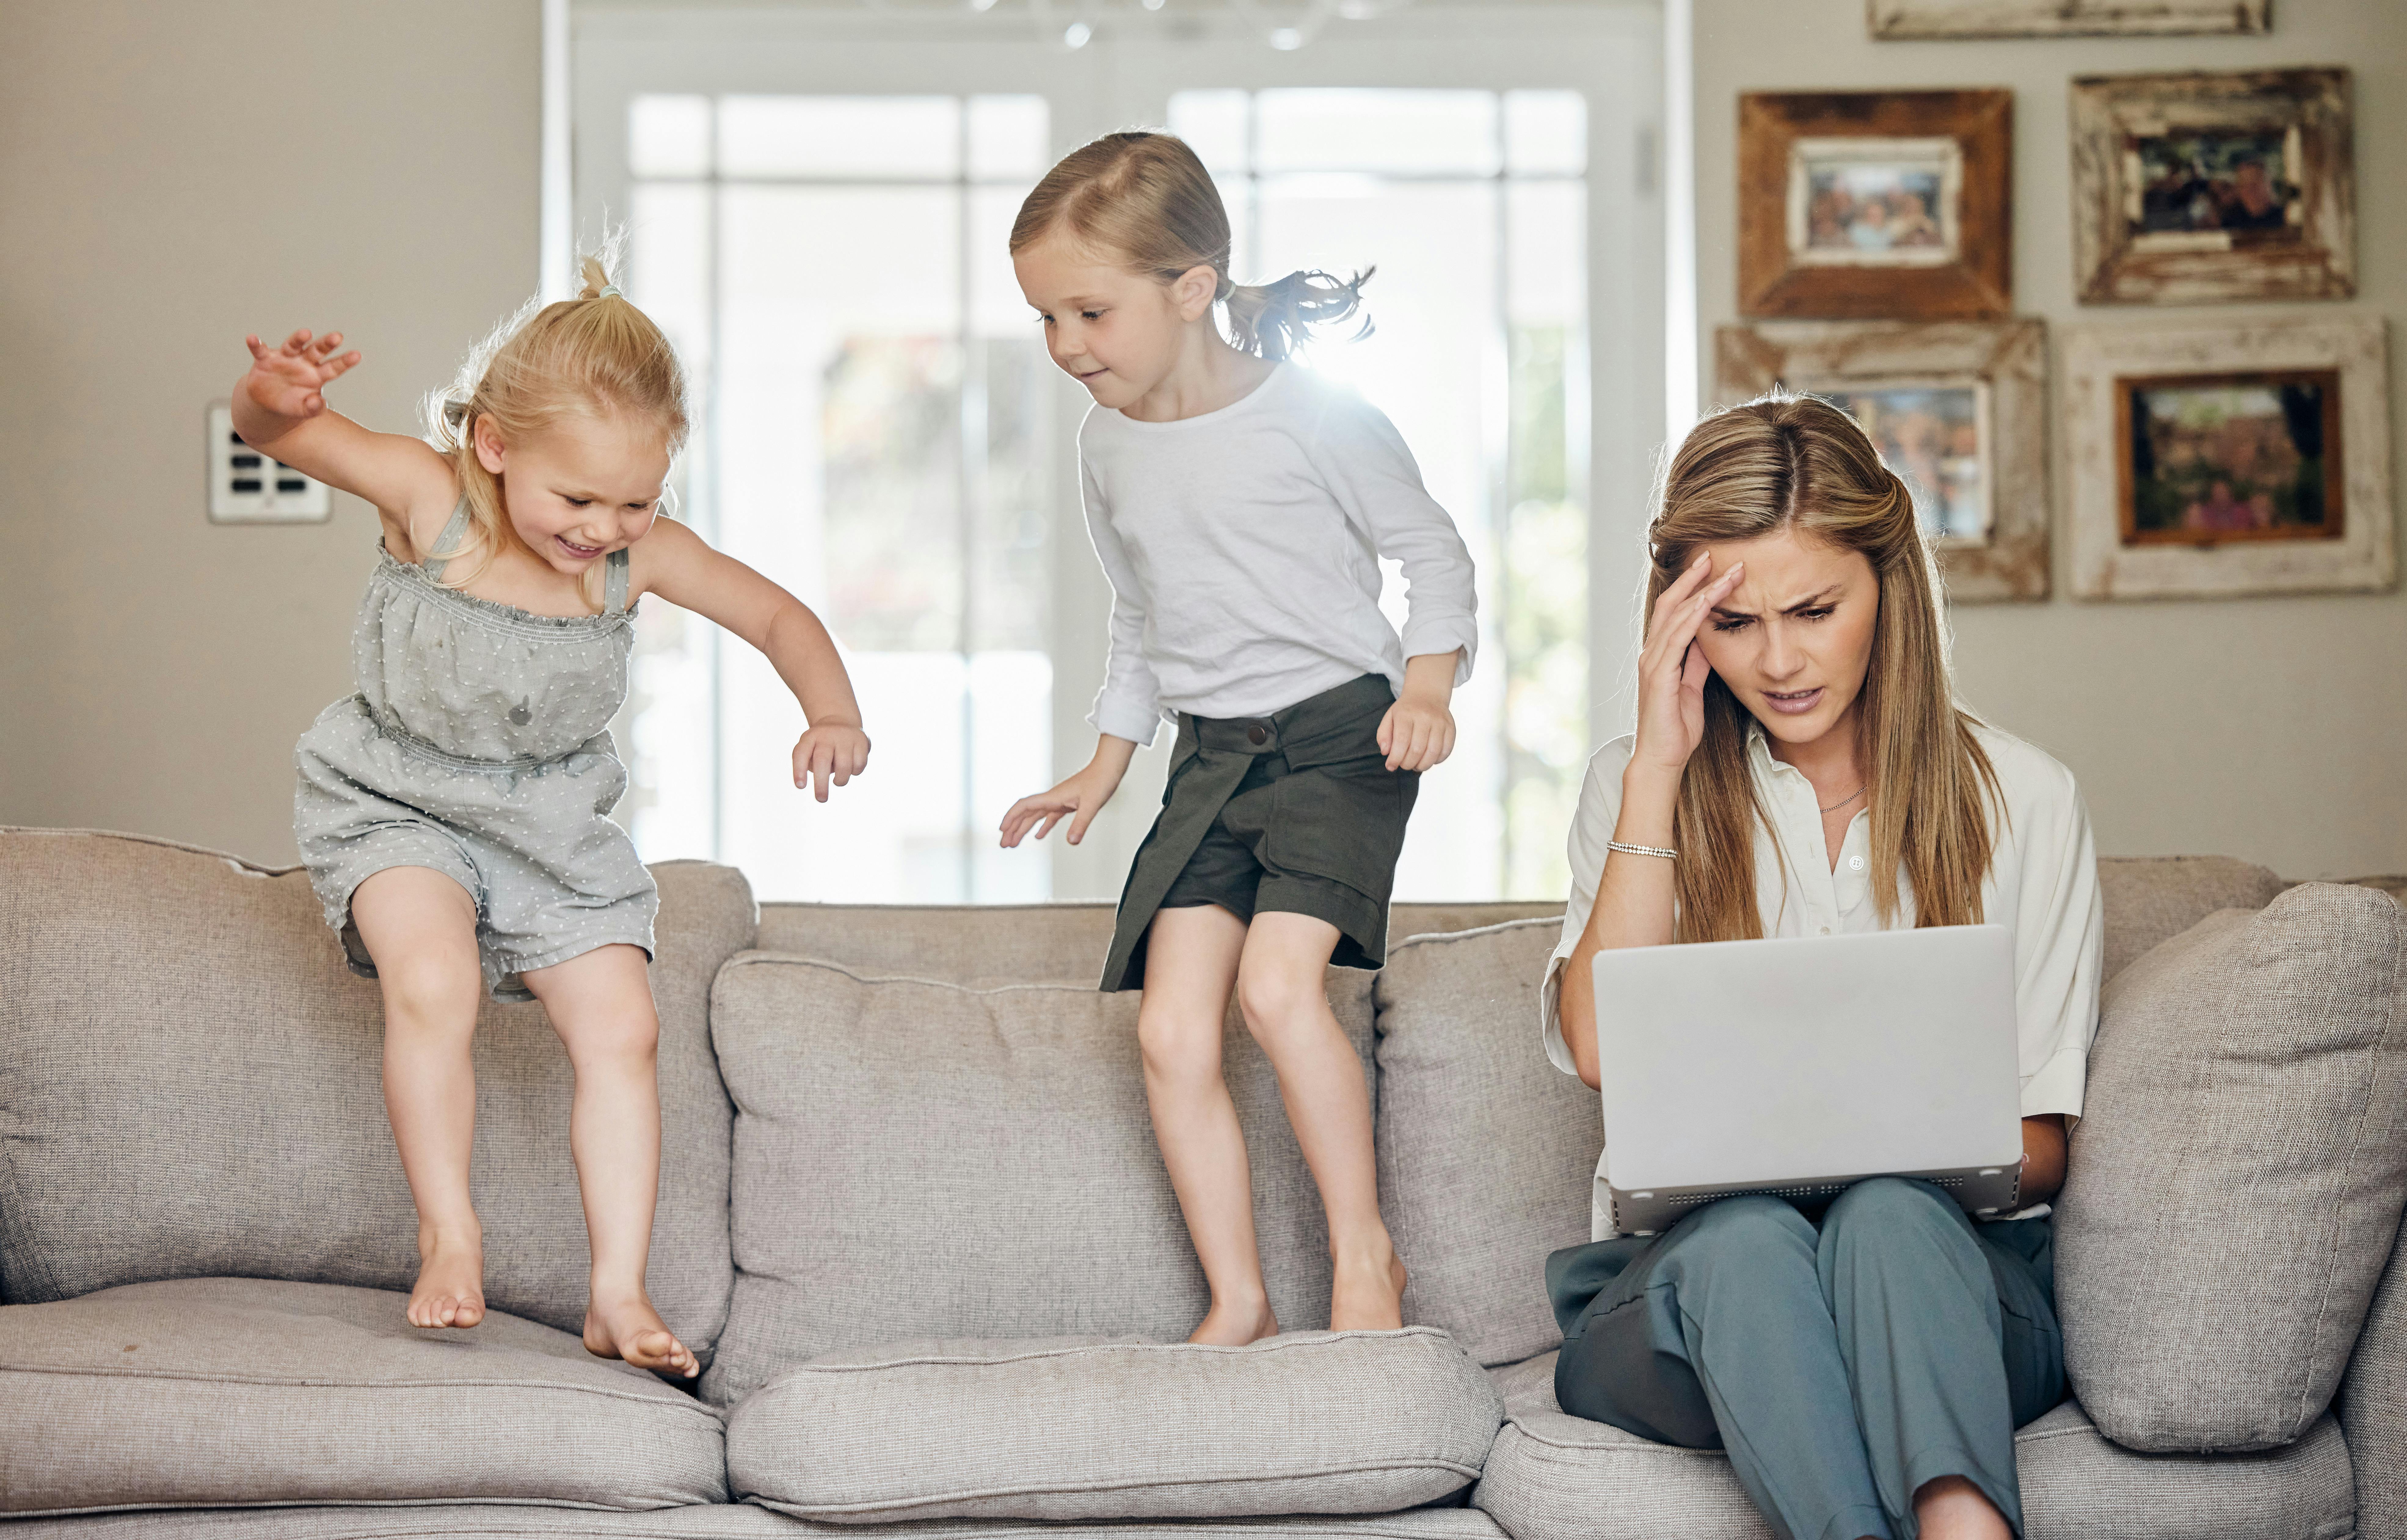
[1,826,2402,1539]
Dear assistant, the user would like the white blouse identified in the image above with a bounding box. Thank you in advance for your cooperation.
[1541,719,2104,1241]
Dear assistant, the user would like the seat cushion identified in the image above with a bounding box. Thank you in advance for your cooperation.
[726,1328,1504,1523]
[699,954,1378,1406]
[1472,1353,2355,1540]
[1372,921,1600,1367]
[2057,882,2407,1451]
[0,1505,1513,1539]
[0,831,752,1359]
[0,1277,727,1516]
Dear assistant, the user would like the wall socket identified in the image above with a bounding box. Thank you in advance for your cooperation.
[208,404,330,523]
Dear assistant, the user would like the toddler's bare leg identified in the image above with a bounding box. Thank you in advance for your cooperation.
[1237,912,1405,1332]
[521,943,696,1378]
[1139,905,1276,1345]
[350,866,487,1330]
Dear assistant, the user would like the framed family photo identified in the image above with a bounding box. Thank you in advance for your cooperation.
[1868,0,2270,38]
[2063,316,2392,600]
[1716,319,2048,602]
[2071,68,2355,304]
[1739,90,2012,321]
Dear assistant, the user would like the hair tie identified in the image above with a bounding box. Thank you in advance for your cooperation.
[597,285,621,300]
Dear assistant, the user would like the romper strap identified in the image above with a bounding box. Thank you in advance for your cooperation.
[605,547,632,615]
[419,500,475,581]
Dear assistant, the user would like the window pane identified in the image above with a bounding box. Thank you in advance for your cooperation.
[1506,90,1586,175]
[719,96,960,178]
[1255,89,1498,176]
[631,94,713,178]
[1168,89,1251,171]
[969,95,1049,180]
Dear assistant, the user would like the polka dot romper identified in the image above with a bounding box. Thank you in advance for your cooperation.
[293,500,657,1001]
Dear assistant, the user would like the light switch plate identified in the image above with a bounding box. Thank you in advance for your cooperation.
[208,404,330,522]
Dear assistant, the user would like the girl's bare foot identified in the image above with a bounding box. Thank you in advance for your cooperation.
[1188,1294,1279,1346]
[585,1290,698,1378]
[408,1226,486,1329]
[1328,1247,1407,1332]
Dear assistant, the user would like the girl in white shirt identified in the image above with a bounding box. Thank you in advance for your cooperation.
[1545,395,2102,1540]
[999,132,1478,1345]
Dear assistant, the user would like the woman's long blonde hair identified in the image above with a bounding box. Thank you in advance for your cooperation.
[423,252,689,608]
[1010,131,1371,361]
[1648,393,2001,942]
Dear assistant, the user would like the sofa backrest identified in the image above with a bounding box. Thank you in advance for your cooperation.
[754,901,1563,986]
[0,829,754,1363]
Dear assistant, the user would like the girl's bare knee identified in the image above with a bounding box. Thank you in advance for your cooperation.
[1138,1005,1221,1088]
[378,951,482,1029]
[1234,960,1319,1042]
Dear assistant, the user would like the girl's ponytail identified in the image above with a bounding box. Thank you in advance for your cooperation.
[1222,267,1375,362]
[1014,131,1375,361]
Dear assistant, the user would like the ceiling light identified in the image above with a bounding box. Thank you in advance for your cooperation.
[1064,19,1093,45]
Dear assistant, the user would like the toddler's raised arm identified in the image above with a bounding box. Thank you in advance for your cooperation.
[231,328,456,559]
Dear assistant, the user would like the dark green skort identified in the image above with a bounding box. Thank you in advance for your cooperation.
[1101,673,1417,992]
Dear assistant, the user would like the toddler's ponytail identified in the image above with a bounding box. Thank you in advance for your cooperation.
[1013,130,1375,361]
[1222,267,1375,362]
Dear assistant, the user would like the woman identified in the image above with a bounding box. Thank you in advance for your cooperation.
[1543,396,2102,1540]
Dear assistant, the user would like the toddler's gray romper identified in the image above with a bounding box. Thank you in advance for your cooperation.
[293,501,657,1000]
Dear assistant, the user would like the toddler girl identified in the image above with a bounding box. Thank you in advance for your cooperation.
[1000,133,1478,1344]
[237,258,869,1374]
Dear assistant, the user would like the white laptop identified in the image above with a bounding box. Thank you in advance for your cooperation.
[1590,924,2024,1236]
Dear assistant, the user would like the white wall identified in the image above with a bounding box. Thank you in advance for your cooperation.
[1690,0,2406,878]
[0,0,542,864]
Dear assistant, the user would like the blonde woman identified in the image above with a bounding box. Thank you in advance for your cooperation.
[998,131,1479,1343]
[235,258,868,1371]
[1544,396,2102,1540]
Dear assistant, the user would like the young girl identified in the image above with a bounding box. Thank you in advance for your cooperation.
[998,133,1479,1345]
[1545,395,2102,1540]
[238,259,870,1375]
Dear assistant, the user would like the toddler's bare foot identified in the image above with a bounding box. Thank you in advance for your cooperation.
[585,1290,698,1378]
[408,1226,485,1330]
[1329,1247,1407,1332]
[1188,1294,1279,1346]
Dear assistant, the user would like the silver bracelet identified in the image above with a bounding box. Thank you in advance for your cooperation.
[1608,839,1678,861]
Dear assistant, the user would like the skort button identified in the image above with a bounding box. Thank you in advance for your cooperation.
[1247,725,1268,745]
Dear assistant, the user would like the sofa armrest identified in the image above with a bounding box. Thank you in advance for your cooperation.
[2342,1219,2407,1540]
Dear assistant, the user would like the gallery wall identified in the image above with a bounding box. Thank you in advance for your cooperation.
[0,0,542,864]
[1690,0,2406,878]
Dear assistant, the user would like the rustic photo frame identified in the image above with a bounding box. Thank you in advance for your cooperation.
[1740,90,2012,321]
[1716,319,2049,603]
[1868,0,2269,39]
[2071,68,2355,305]
[2063,316,2392,600]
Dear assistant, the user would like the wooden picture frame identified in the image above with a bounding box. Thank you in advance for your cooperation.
[1716,319,2048,603]
[1869,0,2269,39]
[1740,89,2012,321]
[2071,68,2355,304]
[2064,316,2391,600]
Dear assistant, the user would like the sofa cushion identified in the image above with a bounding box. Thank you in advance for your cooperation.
[2096,854,2285,985]
[727,1328,1504,1523]
[0,829,750,1358]
[0,1505,1516,1539]
[1471,1352,2355,1540]
[2057,882,2407,1452]
[1373,920,1600,1367]
[0,1277,726,1516]
[751,901,1560,986]
[699,954,1377,1406]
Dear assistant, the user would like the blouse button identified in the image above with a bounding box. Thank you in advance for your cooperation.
[1819,925,1832,936]
[1848,855,1865,872]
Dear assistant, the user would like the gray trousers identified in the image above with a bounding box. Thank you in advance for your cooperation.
[1547,1178,2063,1540]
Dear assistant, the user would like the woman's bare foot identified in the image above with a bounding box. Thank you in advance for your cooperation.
[1188,1294,1279,1346]
[408,1225,485,1329]
[1328,1247,1407,1331]
[585,1289,698,1378]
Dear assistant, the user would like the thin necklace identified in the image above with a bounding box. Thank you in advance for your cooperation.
[1819,784,1867,814]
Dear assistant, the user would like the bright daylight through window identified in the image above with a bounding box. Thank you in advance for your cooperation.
[621,86,1589,903]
